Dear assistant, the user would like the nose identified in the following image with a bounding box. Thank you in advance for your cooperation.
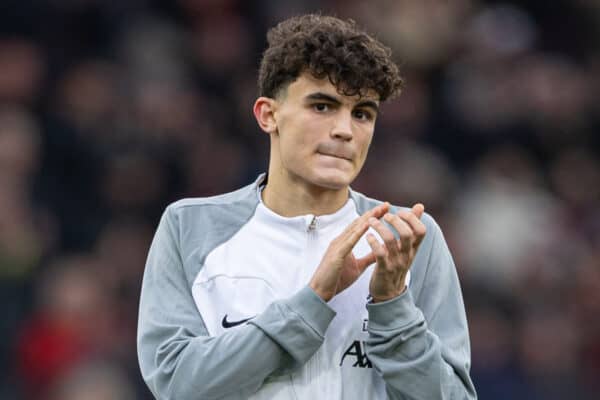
[330,111,353,141]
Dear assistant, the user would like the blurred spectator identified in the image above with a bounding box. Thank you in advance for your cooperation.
[515,310,588,400]
[0,106,53,399]
[48,361,135,400]
[0,39,45,105]
[351,0,473,68]
[355,140,458,216]
[101,150,168,218]
[451,146,563,288]
[15,254,120,399]
[94,218,154,357]
[190,14,253,78]
[550,147,600,210]
[0,107,41,187]
[183,136,251,197]
[468,295,520,400]
[54,60,122,144]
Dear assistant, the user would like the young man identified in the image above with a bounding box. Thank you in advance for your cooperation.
[137,14,476,400]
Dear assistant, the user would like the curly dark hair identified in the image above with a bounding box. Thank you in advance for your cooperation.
[258,14,403,102]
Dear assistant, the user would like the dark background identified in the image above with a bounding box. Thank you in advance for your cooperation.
[0,0,598,399]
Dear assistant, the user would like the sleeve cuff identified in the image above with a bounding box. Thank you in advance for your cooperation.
[366,288,422,331]
[285,285,336,337]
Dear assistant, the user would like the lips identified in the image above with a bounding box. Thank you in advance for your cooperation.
[319,152,352,161]
[317,144,355,161]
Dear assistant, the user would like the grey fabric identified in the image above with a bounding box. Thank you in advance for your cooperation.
[138,178,476,399]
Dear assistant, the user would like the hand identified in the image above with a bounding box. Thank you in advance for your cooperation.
[366,204,426,303]
[309,203,390,302]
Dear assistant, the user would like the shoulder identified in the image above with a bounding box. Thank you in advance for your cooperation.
[156,176,264,266]
[164,176,262,223]
[168,183,257,212]
[155,177,264,256]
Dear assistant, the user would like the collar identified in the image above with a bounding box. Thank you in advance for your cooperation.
[253,173,357,232]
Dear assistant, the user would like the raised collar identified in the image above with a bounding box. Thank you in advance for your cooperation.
[253,173,357,232]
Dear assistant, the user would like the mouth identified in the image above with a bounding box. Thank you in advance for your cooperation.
[318,152,352,162]
[317,148,355,162]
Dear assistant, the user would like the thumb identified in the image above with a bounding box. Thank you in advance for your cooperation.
[355,252,376,273]
[412,203,425,219]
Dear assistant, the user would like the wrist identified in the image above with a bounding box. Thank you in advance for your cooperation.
[370,285,406,303]
[309,282,333,302]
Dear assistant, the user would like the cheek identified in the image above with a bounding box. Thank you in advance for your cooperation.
[357,130,374,160]
[279,115,319,153]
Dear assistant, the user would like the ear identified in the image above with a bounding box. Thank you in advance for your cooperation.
[253,97,278,134]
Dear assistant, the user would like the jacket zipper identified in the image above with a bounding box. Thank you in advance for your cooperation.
[307,216,317,232]
[292,215,320,395]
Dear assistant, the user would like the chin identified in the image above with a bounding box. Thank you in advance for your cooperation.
[311,170,354,190]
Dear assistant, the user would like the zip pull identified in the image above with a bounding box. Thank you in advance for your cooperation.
[307,216,318,232]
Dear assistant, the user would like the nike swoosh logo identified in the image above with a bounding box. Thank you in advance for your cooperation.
[221,314,253,329]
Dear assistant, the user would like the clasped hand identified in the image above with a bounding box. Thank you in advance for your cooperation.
[309,203,426,303]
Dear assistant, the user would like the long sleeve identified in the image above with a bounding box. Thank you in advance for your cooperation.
[137,207,336,400]
[365,215,477,400]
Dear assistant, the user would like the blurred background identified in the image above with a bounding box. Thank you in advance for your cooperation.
[0,0,598,399]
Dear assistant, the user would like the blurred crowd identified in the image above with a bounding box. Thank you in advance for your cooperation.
[0,0,598,399]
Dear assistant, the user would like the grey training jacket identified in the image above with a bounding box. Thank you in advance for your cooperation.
[137,174,477,399]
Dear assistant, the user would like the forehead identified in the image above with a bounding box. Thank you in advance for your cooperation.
[284,72,380,105]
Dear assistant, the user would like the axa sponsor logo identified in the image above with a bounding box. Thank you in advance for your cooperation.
[340,340,372,368]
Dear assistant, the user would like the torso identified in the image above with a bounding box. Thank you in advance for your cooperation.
[191,199,409,399]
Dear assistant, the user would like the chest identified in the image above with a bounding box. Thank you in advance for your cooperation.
[189,220,409,399]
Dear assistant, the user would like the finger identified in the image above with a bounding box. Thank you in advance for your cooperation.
[369,216,399,256]
[383,213,413,253]
[397,210,427,248]
[372,202,390,219]
[339,220,371,254]
[412,203,425,219]
[342,202,389,236]
[366,233,387,266]
[337,202,391,255]
[355,252,376,273]
[338,202,389,249]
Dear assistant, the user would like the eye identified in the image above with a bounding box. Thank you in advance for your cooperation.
[313,103,330,112]
[353,109,374,121]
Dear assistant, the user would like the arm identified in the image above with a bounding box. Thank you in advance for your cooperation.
[365,216,477,399]
[137,206,335,400]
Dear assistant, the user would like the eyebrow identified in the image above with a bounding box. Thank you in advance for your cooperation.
[305,92,380,113]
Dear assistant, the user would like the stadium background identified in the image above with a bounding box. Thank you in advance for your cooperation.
[1,0,599,398]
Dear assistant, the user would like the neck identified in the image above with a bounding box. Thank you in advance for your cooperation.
[262,169,349,217]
